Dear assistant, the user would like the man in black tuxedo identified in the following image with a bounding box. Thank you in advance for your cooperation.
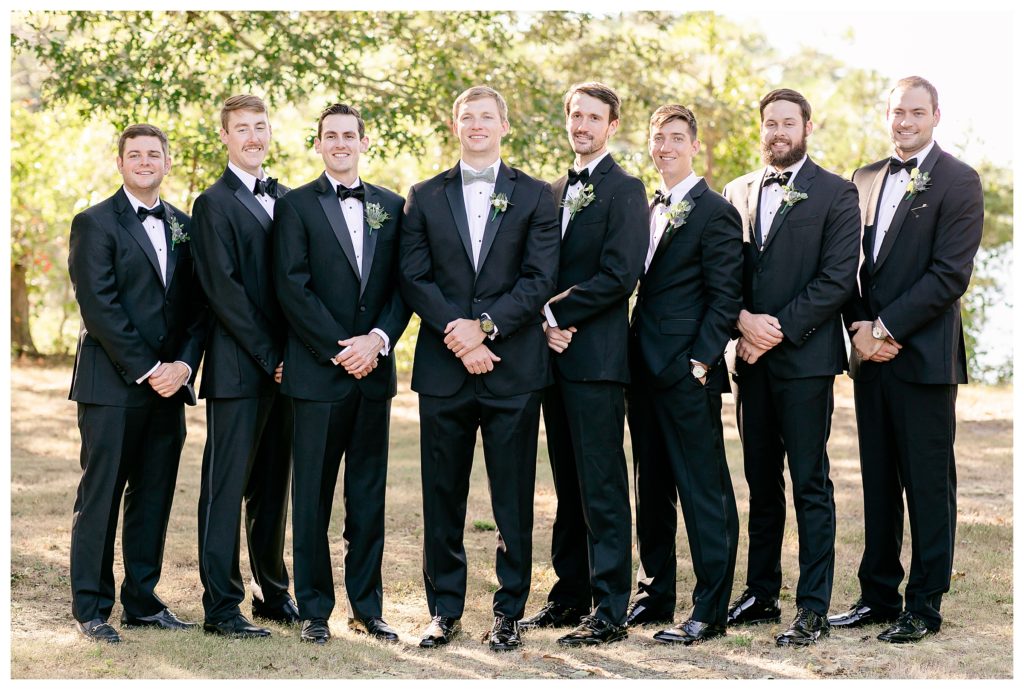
[68,124,205,643]
[626,105,743,645]
[191,94,297,638]
[520,82,647,647]
[399,85,559,651]
[722,89,860,646]
[828,77,984,644]
[274,104,411,645]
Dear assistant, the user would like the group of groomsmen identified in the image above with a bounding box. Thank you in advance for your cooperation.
[66,76,983,654]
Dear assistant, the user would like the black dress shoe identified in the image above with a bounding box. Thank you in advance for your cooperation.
[520,601,589,630]
[877,611,936,644]
[828,599,899,628]
[348,616,399,642]
[485,615,522,651]
[300,618,331,644]
[76,618,121,644]
[775,607,829,647]
[203,613,272,638]
[624,600,674,627]
[653,618,726,645]
[419,615,461,648]
[252,596,300,625]
[122,607,198,630]
[726,589,782,626]
[556,615,628,647]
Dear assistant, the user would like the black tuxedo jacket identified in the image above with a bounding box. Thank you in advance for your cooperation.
[723,157,861,378]
[191,167,289,398]
[68,187,205,407]
[548,155,648,384]
[843,145,983,384]
[274,174,411,402]
[630,180,743,393]
[399,161,560,397]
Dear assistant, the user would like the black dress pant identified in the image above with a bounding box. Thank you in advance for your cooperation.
[542,376,632,626]
[71,400,185,623]
[853,366,957,630]
[736,361,836,616]
[198,393,293,622]
[419,378,542,619]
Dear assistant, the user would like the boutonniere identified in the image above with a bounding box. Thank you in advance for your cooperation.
[365,202,391,233]
[905,168,932,201]
[665,199,693,233]
[489,192,512,221]
[562,183,595,220]
[168,211,190,249]
[779,184,808,216]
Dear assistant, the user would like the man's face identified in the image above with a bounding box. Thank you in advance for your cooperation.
[220,108,271,176]
[887,86,940,158]
[566,92,619,158]
[649,118,699,184]
[116,135,170,197]
[315,114,368,180]
[452,97,509,160]
[760,99,812,169]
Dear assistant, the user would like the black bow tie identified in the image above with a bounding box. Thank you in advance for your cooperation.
[652,190,672,207]
[567,168,590,186]
[337,184,365,202]
[762,171,792,188]
[253,177,279,197]
[137,205,166,222]
[888,157,918,175]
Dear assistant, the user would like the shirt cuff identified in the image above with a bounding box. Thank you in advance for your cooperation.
[175,361,193,382]
[543,303,558,329]
[371,328,391,356]
[136,361,161,384]
[876,317,893,339]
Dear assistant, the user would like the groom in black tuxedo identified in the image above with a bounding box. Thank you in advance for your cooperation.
[722,89,860,647]
[626,105,743,645]
[274,103,410,645]
[191,94,297,638]
[400,85,559,651]
[68,124,205,643]
[829,76,984,644]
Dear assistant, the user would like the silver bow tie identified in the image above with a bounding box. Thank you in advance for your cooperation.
[462,167,496,185]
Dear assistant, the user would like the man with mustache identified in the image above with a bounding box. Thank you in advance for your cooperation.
[722,88,860,647]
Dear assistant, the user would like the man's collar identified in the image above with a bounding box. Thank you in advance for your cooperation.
[892,140,936,165]
[228,161,265,192]
[325,172,362,192]
[574,150,610,175]
[123,187,160,213]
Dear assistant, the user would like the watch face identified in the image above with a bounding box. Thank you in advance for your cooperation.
[872,326,883,339]
[480,318,495,334]
[692,364,707,378]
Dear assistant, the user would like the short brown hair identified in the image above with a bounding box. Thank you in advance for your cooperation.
[220,94,268,131]
[118,124,169,158]
[759,88,812,124]
[650,104,698,140]
[452,86,509,124]
[890,76,939,113]
[563,81,621,123]
[317,103,365,139]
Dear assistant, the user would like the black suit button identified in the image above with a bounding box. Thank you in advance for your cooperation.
[871,283,878,291]
[359,305,367,312]
[757,267,764,274]
[157,335,165,342]
[473,298,481,304]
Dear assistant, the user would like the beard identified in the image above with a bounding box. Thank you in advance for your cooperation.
[761,134,807,169]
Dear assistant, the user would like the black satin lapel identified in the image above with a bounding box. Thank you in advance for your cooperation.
[444,177,476,269]
[234,187,273,232]
[761,163,816,253]
[360,187,379,296]
[162,203,179,292]
[476,170,516,273]
[318,190,361,279]
[119,205,165,287]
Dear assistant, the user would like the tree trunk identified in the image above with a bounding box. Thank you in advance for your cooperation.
[10,260,39,357]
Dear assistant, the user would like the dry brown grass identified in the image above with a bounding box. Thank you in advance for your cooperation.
[9,362,1013,679]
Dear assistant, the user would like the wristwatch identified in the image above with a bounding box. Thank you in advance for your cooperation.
[871,319,885,340]
[479,314,496,336]
[691,361,708,380]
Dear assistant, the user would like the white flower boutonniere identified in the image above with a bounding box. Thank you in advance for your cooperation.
[905,168,932,201]
[489,192,512,221]
[665,199,693,233]
[779,184,808,216]
[562,183,595,220]
[168,211,189,249]
[365,202,390,233]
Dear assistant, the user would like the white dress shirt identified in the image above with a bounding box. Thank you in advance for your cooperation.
[872,140,936,260]
[229,162,276,219]
[646,172,700,272]
[459,158,501,270]
[758,155,807,247]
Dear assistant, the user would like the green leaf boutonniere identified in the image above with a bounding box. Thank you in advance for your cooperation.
[665,199,693,233]
[779,184,808,216]
[489,192,512,221]
[562,183,595,220]
[365,202,391,233]
[905,168,932,201]
[168,211,189,249]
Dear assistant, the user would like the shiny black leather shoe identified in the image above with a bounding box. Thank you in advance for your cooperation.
[419,615,461,648]
[122,607,198,630]
[485,615,522,651]
[300,618,331,644]
[556,615,628,647]
[828,599,899,628]
[252,596,300,625]
[775,607,829,647]
[726,589,782,626]
[203,613,272,638]
[625,600,674,627]
[76,618,121,644]
[520,601,589,630]
[653,619,726,645]
[348,616,399,642]
[877,611,936,644]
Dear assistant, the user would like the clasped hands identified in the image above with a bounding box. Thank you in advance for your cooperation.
[332,333,384,379]
[849,320,902,362]
[543,287,576,354]
[444,318,500,375]
[735,309,784,365]
[148,361,190,397]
